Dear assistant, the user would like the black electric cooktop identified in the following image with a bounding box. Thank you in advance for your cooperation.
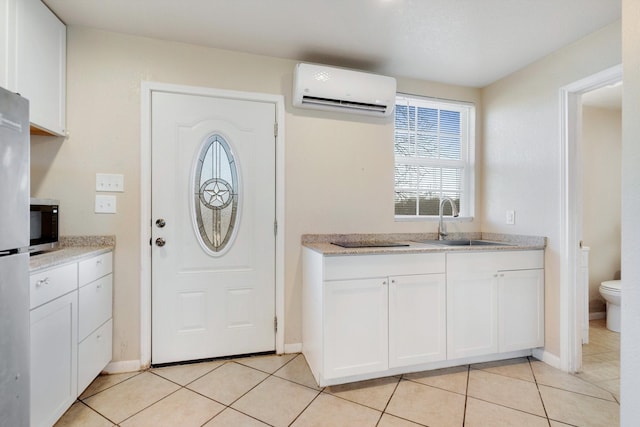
[330,241,411,248]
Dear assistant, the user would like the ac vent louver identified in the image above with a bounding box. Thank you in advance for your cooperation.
[301,96,389,114]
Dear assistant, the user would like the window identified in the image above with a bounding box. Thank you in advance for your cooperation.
[394,94,475,218]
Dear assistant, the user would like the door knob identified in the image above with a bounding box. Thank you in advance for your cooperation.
[155,238,166,247]
[156,218,166,228]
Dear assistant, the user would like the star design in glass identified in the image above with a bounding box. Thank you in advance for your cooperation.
[204,181,230,206]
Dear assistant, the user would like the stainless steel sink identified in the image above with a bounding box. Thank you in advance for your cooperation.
[412,239,514,246]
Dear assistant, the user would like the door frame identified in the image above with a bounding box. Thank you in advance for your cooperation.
[139,81,286,367]
[559,64,622,372]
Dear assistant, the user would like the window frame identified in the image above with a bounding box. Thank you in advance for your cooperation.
[393,93,476,220]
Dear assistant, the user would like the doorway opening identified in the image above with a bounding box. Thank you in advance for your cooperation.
[560,64,622,373]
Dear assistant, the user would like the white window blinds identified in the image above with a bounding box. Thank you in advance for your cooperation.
[394,95,475,217]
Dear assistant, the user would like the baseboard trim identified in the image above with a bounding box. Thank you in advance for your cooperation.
[103,360,143,374]
[531,348,561,370]
[284,343,302,354]
[589,311,606,320]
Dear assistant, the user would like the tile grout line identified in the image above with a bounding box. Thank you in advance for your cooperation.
[76,399,119,426]
[153,358,228,385]
[79,371,144,401]
[214,354,321,426]
[374,375,403,426]
[461,364,470,426]
[527,356,552,427]
[83,358,229,424]
[115,384,185,425]
[468,362,537,384]
[287,388,324,426]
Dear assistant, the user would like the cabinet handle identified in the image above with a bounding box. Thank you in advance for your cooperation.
[35,277,50,288]
[96,284,103,290]
[391,279,396,284]
[96,259,103,265]
[382,280,388,285]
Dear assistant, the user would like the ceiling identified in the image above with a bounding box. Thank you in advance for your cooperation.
[44,0,620,88]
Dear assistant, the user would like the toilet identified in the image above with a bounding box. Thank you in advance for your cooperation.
[599,280,621,332]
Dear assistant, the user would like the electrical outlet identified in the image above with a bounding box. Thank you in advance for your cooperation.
[506,210,515,225]
[96,173,124,192]
[95,195,117,213]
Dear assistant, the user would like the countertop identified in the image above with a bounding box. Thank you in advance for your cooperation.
[302,232,546,256]
[29,236,115,273]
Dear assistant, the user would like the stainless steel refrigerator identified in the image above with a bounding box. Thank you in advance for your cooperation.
[0,87,30,426]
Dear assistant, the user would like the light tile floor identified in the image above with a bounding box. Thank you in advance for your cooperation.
[55,320,620,427]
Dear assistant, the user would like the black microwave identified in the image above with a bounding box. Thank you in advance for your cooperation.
[30,198,59,253]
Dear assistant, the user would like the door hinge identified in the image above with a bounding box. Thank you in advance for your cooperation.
[274,220,278,236]
[274,122,278,137]
[274,316,278,332]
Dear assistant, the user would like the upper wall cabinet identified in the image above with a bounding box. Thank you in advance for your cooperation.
[0,0,66,136]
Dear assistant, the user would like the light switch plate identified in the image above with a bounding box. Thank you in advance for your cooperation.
[95,195,117,213]
[506,210,515,225]
[96,173,124,192]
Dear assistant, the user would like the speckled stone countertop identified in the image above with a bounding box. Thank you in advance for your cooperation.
[29,235,115,273]
[301,232,546,255]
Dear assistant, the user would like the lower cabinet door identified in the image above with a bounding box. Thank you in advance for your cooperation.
[389,274,446,368]
[498,269,544,352]
[447,272,498,359]
[30,291,78,427]
[324,278,388,379]
[78,319,113,394]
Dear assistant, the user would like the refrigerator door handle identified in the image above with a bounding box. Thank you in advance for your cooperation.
[0,113,23,132]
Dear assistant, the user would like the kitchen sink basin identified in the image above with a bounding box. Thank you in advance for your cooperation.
[412,239,514,247]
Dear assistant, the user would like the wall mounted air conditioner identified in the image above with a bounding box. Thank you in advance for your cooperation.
[292,63,396,117]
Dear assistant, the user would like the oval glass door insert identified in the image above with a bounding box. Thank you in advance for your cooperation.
[193,134,240,255]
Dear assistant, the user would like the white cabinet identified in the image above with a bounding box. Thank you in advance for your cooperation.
[77,252,113,393]
[0,0,66,135]
[447,251,544,359]
[324,278,388,379]
[498,269,544,352]
[303,246,544,386]
[0,0,17,88]
[30,265,78,427]
[78,319,113,394]
[29,250,113,427]
[303,250,446,386]
[389,273,446,368]
[324,273,447,377]
[447,270,498,359]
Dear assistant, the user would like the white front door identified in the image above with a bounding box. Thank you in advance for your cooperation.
[151,91,276,365]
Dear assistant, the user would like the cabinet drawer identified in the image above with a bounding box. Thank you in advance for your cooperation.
[325,253,445,281]
[78,274,113,341]
[79,252,113,288]
[447,250,544,272]
[30,263,78,309]
[78,319,112,394]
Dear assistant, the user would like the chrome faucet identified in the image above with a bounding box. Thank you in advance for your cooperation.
[438,197,459,240]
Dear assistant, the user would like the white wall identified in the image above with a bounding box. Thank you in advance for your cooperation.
[621,0,640,423]
[30,26,482,363]
[581,106,622,314]
[481,21,621,356]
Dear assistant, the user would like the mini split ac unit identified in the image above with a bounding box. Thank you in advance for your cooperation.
[292,63,396,117]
